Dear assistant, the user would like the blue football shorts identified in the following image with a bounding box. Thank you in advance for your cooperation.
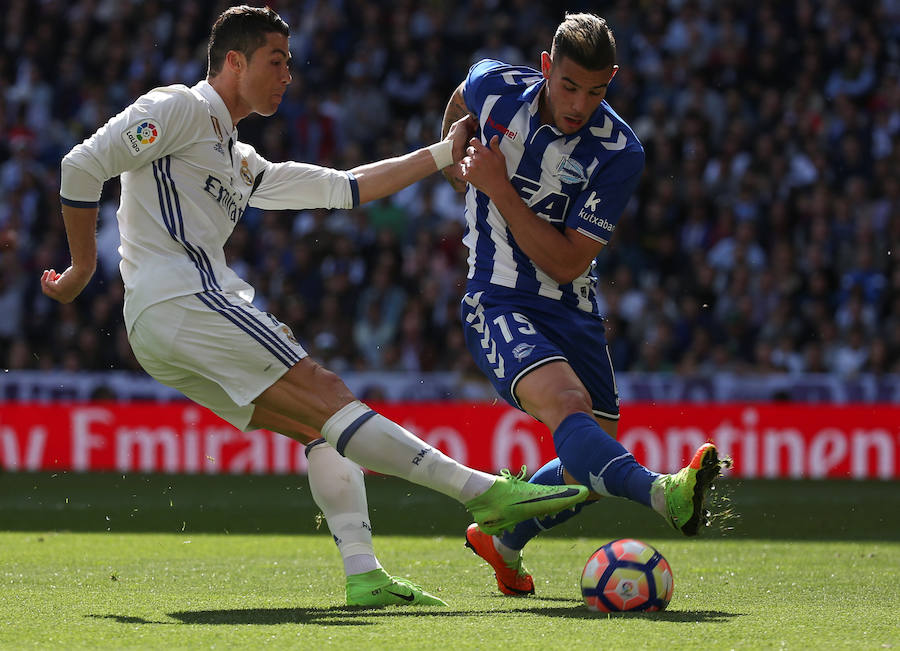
[460,286,619,420]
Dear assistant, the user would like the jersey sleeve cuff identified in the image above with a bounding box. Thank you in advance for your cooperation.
[346,171,360,208]
[60,196,100,208]
[575,227,608,245]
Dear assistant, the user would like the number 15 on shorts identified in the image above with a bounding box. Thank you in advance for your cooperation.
[492,313,537,342]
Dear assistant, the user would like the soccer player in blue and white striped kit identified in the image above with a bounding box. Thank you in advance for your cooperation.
[442,13,723,596]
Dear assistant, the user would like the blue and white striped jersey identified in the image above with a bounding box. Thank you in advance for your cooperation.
[462,59,644,313]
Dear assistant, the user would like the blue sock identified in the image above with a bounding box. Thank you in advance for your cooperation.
[552,412,659,507]
[499,458,593,551]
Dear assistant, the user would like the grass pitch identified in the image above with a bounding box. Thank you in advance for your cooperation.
[1,473,898,650]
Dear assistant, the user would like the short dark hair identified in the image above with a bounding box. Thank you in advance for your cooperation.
[207,5,289,77]
[551,13,616,71]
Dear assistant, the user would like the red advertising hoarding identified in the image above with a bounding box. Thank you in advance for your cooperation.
[0,402,897,478]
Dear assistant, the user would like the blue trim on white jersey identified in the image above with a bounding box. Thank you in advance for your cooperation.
[347,172,360,208]
[60,196,99,208]
[152,156,221,292]
[151,155,302,370]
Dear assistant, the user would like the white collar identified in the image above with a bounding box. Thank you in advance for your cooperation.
[193,79,235,139]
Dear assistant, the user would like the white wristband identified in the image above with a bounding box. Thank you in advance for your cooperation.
[427,140,454,170]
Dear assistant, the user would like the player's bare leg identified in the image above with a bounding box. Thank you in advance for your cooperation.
[466,361,720,595]
[253,358,587,534]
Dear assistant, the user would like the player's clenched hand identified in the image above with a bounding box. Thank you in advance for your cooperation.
[446,114,477,162]
[442,115,477,193]
[460,135,507,197]
[40,265,93,304]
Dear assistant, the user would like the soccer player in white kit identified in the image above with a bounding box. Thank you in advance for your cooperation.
[39,5,587,607]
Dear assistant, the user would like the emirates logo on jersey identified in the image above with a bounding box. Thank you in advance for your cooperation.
[203,174,245,223]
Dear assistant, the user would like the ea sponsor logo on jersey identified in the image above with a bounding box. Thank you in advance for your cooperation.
[122,120,161,156]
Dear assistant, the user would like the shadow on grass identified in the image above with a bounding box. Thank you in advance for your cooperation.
[87,614,174,625]
[88,605,741,626]
[532,606,743,622]
[5,474,900,540]
[89,608,539,627]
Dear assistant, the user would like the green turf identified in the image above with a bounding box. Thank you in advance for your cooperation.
[1,473,898,649]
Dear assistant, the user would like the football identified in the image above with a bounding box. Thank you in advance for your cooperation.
[580,538,674,612]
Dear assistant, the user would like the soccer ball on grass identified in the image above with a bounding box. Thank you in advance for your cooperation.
[580,538,674,612]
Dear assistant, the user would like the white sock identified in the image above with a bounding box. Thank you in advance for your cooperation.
[321,401,495,502]
[493,536,523,562]
[306,440,380,577]
[650,475,667,517]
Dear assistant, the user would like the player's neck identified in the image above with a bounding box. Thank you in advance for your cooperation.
[537,85,554,127]
[207,75,250,127]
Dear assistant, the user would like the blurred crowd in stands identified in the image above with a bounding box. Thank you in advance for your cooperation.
[1,0,899,384]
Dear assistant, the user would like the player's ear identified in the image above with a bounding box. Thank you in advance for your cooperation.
[541,51,552,79]
[225,50,246,75]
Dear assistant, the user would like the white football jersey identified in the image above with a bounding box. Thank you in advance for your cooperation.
[60,80,358,329]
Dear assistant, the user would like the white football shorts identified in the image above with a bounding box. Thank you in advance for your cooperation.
[129,292,308,431]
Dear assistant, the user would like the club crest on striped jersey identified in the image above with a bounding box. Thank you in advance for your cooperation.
[512,342,535,361]
[556,155,588,184]
[122,120,161,156]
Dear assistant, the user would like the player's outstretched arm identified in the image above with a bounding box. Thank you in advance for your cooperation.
[440,82,473,193]
[350,114,476,205]
[40,204,97,304]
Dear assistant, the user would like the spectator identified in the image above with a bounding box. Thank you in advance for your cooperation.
[1,0,897,389]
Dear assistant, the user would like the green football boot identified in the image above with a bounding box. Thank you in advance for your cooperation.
[464,466,589,536]
[651,442,722,536]
[345,568,448,607]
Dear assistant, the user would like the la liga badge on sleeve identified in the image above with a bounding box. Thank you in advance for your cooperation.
[122,120,161,156]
